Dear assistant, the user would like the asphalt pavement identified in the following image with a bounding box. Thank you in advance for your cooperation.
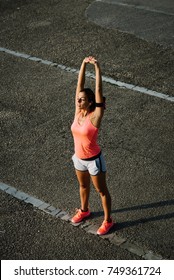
[1,190,141,260]
[0,0,174,260]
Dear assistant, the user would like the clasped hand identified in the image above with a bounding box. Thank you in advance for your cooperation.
[83,56,98,65]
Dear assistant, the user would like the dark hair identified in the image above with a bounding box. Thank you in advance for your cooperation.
[81,88,96,112]
[81,88,106,112]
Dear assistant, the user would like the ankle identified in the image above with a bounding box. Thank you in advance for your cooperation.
[81,208,88,212]
[105,217,112,223]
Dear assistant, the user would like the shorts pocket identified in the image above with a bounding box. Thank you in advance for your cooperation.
[89,155,106,175]
[88,159,100,176]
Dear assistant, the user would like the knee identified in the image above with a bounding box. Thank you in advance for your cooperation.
[79,183,89,189]
[97,188,107,196]
[98,188,110,198]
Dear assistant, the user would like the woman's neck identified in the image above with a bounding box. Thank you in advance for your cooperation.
[81,109,90,117]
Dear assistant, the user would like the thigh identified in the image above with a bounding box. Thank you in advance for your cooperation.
[75,170,90,188]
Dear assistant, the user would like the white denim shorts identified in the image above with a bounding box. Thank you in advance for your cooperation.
[72,152,106,176]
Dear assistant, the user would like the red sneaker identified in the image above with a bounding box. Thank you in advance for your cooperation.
[71,209,91,223]
[97,219,114,235]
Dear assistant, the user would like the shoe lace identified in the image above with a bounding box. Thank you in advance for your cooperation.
[75,208,81,217]
[101,221,107,228]
[101,220,111,230]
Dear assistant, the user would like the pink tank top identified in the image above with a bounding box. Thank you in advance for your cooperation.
[71,113,101,159]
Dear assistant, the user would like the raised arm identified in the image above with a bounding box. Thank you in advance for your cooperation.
[94,60,103,103]
[76,58,90,98]
[89,57,104,120]
[75,58,89,115]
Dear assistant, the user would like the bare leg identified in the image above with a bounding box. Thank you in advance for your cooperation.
[91,172,111,221]
[75,170,90,211]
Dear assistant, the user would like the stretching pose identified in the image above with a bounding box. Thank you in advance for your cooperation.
[71,56,114,235]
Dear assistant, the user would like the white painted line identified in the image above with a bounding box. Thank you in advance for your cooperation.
[0,181,163,259]
[0,182,64,217]
[96,0,174,16]
[0,47,173,102]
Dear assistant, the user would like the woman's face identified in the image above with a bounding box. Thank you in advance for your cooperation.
[76,91,90,110]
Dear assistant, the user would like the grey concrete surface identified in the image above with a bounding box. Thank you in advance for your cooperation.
[95,0,174,14]
[0,0,174,260]
[86,0,174,47]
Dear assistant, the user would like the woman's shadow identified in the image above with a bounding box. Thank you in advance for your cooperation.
[91,199,174,231]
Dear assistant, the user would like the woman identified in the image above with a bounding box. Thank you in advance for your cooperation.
[71,56,114,235]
